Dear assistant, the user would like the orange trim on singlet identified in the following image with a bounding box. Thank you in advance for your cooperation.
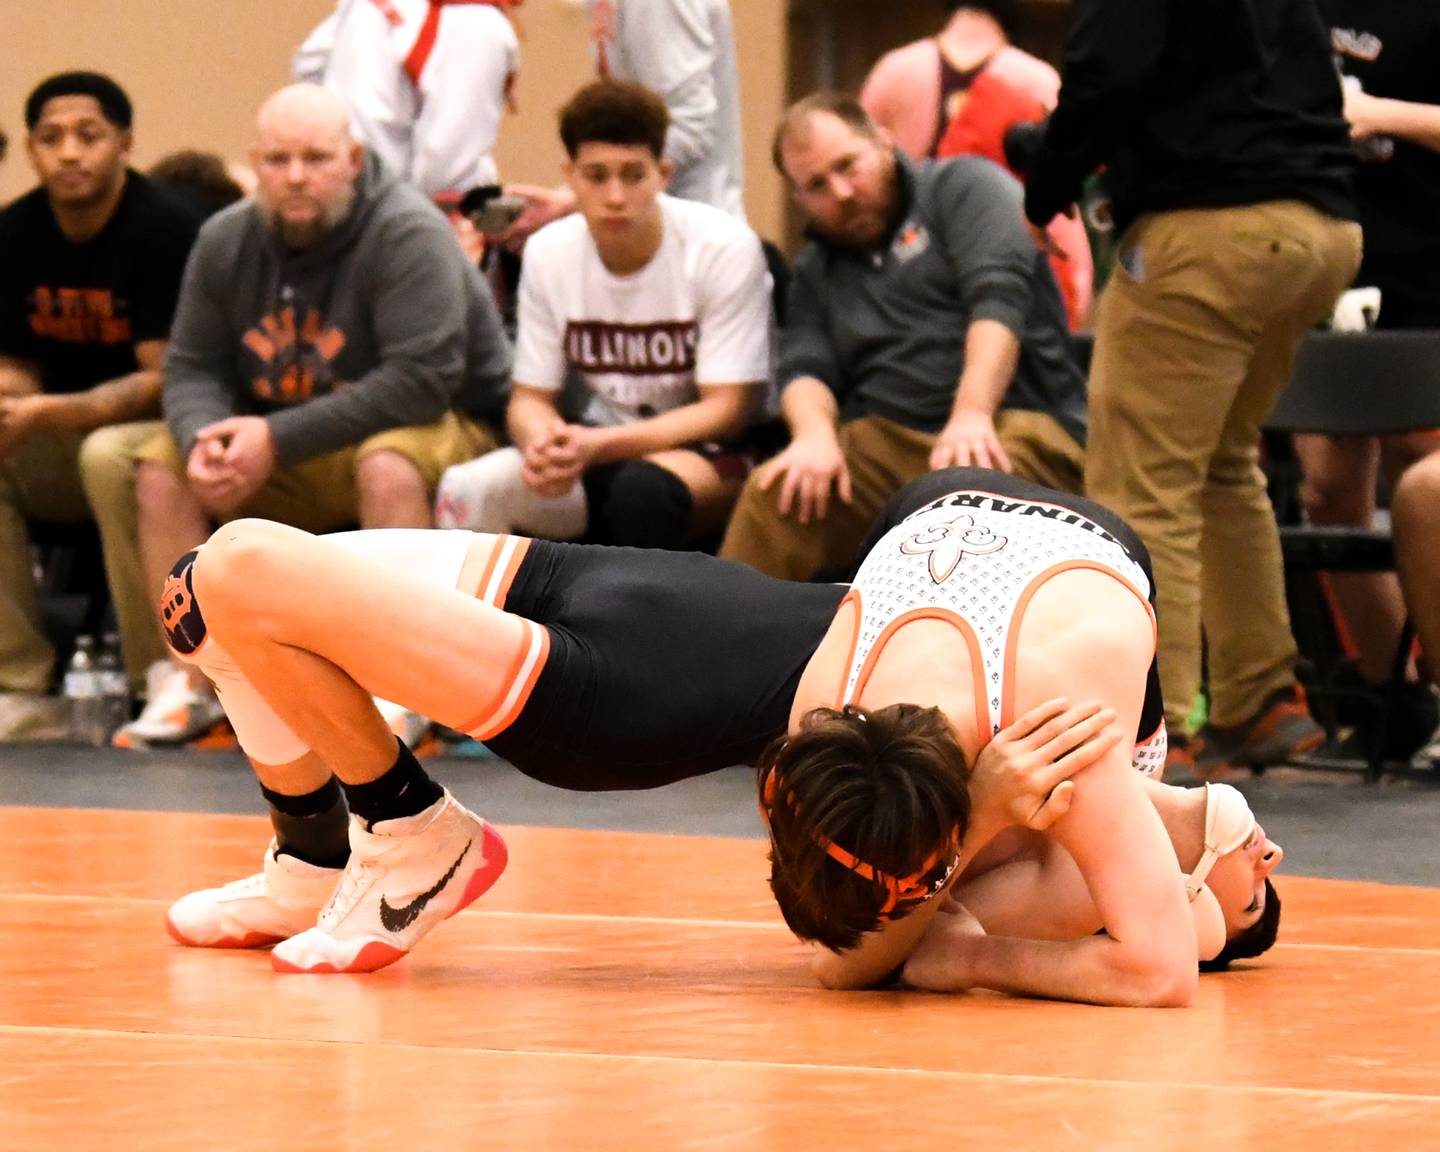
[999,559,1157,728]
[489,536,531,610]
[830,590,865,711]
[459,619,551,740]
[843,607,989,737]
[469,534,508,604]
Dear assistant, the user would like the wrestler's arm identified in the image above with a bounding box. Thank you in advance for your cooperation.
[809,812,999,991]
[905,608,1197,1005]
[954,836,1099,941]
[946,779,1226,957]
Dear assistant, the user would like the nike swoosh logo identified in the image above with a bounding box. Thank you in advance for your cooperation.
[378,840,473,933]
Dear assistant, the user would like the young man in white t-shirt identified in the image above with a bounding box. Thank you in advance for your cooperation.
[436,79,771,549]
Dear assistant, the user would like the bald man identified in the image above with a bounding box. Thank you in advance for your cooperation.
[87,83,514,747]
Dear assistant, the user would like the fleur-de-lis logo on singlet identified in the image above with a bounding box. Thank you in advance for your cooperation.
[900,514,1008,583]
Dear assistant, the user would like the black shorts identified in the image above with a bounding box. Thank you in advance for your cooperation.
[485,543,847,790]
[859,468,1167,745]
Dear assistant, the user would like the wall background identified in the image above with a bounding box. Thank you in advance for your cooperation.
[3,0,788,242]
[4,2,1067,248]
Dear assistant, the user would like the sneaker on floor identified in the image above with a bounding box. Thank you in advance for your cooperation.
[165,840,342,948]
[114,660,227,747]
[0,691,70,742]
[374,696,438,755]
[271,792,507,974]
[1196,685,1324,772]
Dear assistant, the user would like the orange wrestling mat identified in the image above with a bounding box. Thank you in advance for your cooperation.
[1,806,1437,1151]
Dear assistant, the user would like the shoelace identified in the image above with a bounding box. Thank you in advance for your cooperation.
[219,873,268,899]
[319,856,382,930]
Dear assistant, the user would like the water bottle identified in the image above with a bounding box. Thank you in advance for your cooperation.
[95,633,131,743]
[63,634,106,747]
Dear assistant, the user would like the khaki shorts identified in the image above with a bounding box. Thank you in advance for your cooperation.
[136,413,498,532]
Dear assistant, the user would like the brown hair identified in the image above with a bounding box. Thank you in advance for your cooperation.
[1200,878,1282,972]
[771,91,883,179]
[758,704,971,952]
[148,149,246,218]
[559,79,669,160]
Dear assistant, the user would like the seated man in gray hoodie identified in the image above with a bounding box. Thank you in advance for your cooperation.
[88,84,511,747]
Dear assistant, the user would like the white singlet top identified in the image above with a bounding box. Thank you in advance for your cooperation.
[838,488,1167,775]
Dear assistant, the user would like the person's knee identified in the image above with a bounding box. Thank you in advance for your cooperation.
[1392,454,1440,538]
[595,460,693,549]
[1300,459,1375,525]
[355,448,427,499]
[134,457,193,515]
[76,424,133,497]
[187,518,292,633]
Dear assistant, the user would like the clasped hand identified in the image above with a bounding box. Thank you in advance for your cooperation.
[519,421,599,498]
[186,415,276,516]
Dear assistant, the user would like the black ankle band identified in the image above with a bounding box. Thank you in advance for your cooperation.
[341,738,444,828]
[262,777,350,868]
[261,776,343,818]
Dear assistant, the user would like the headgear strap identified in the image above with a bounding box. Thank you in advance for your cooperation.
[760,766,961,919]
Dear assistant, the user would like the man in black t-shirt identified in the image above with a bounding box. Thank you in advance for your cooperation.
[0,71,199,740]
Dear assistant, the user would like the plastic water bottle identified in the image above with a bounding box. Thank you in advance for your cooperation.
[64,635,106,747]
[95,633,131,743]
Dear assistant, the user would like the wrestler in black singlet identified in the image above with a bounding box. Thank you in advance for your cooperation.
[486,468,1164,790]
[484,544,845,790]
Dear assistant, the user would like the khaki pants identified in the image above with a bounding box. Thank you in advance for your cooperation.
[82,413,496,692]
[1085,200,1363,730]
[132,413,496,530]
[0,429,95,692]
[719,409,1083,580]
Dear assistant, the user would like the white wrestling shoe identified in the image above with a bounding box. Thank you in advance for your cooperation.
[270,792,507,974]
[165,840,342,948]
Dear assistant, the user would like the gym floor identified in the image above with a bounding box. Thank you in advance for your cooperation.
[2,744,1438,1150]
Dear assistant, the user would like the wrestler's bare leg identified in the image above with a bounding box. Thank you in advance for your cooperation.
[166,519,530,971]
[187,518,533,784]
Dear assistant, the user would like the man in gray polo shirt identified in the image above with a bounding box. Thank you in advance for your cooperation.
[719,92,1085,581]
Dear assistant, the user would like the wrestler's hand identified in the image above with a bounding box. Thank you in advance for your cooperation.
[901,896,987,992]
[755,430,852,524]
[929,409,1012,473]
[969,697,1122,832]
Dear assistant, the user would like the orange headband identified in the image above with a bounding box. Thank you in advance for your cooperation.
[760,766,962,919]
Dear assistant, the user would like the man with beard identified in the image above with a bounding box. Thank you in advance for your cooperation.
[0,72,200,740]
[92,83,512,748]
[717,93,1087,582]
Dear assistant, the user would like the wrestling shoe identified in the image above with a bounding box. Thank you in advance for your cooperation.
[270,792,507,974]
[114,660,227,747]
[165,840,342,948]
[1195,685,1324,773]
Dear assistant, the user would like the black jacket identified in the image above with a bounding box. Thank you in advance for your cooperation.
[1025,0,1357,234]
